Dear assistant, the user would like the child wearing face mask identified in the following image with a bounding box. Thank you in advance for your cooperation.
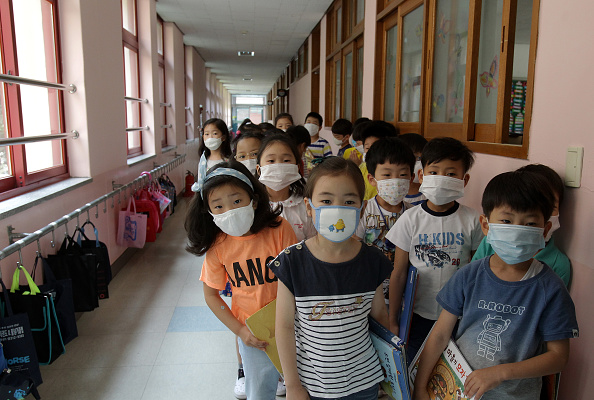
[186,160,297,400]
[399,133,428,207]
[386,137,484,362]
[412,170,578,400]
[272,157,392,400]
[303,112,331,176]
[233,131,264,177]
[275,112,294,131]
[257,134,316,241]
[330,118,354,157]
[471,164,571,287]
[354,137,416,307]
[192,118,233,192]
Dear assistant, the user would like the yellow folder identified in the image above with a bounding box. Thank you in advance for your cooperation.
[245,299,282,374]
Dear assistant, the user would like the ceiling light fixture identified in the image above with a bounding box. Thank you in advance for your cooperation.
[238,51,255,57]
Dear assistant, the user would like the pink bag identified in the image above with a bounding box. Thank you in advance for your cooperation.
[117,197,147,248]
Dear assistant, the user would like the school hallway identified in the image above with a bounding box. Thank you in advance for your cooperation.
[35,198,281,400]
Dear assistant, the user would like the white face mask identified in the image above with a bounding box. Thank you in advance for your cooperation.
[376,178,410,206]
[332,136,343,146]
[304,123,319,137]
[356,145,365,155]
[545,215,560,242]
[420,175,465,205]
[309,202,361,243]
[209,200,255,237]
[258,164,301,192]
[412,160,423,183]
[362,153,367,163]
[240,159,258,176]
[204,137,222,151]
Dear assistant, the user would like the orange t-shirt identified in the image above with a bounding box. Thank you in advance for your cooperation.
[200,218,297,324]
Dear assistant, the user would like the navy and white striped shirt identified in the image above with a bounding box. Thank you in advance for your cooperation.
[271,241,392,398]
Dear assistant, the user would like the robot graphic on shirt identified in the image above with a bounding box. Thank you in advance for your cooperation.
[477,314,510,361]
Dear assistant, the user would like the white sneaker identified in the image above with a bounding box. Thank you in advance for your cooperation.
[234,376,246,399]
[276,379,286,396]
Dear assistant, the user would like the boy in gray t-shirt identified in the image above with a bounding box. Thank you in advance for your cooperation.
[412,170,578,400]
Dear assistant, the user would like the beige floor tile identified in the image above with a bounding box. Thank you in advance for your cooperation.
[76,306,175,335]
[155,331,237,365]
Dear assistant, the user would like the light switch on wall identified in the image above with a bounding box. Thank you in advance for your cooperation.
[565,147,584,188]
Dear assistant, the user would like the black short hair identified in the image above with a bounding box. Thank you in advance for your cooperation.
[185,160,281,256]
[482,170,555,222]
[256,133,306,197]
[360,120,399,146]
[258,122,276,132]
[305,157,365,201]
[516,164,564,207]
[398,133,428,154]
[353,117,370,127]
[331,119,353,137]
[366,137,416,176]
[286,125,311,147]
[198,118,233,159]
[305,111,323,127]
[421,137,474,173]
[274,113,294,126]
[232,130,265,155]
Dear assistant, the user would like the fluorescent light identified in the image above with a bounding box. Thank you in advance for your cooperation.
[238,51,255,57]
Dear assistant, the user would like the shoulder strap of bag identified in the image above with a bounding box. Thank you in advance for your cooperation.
[10,266,41,295]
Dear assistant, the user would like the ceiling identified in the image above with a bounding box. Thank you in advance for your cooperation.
[156,0,333,95]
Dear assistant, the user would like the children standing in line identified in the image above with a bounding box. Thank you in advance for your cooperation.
[257,134,316,241]
[472,163,571,287]
[275,113,294,131]
[192,118,233,192]
[413,170,579,400]
[303,111,332,176]
[273,157,392,400]
[186,160,297,400]
[331,118,354,157]
[233,131,264,176]
[386,137,483,362]
[355,137,416,305]
[399,133,428,207]
[286,125,312,178]
[346,118,369,166]
[358,120,399,200]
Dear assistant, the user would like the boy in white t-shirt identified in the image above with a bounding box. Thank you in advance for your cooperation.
[385,137,484,362]
[399,133,428,207]
[355,137,416,305]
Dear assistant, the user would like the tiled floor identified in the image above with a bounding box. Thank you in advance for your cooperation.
[37,198,281,399]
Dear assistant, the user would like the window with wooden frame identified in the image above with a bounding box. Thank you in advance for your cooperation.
[376,0,539,158]
[326,1,343,56]
[0,0,68,198]
[122,0,142,157]
[346,0,365,38]
[325,0,365,123]
[290,58,297,84]
[157,17,167,148]
[298,40,308,78]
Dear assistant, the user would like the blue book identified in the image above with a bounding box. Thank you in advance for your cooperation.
[369,317,411,400]
[398,266,418,346]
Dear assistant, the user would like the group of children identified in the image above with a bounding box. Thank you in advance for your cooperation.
[186,113,578,400]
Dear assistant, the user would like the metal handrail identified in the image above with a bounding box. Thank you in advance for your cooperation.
[0,153,187,267]
[161,124,172,129]
[160,102,171,107]
[124,96,148,103]
[125,126,149,132]
[0,130,79,147]
[185,122,192,127]
[0,73,76,93]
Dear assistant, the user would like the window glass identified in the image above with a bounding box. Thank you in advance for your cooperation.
[356,45,364,119]
[122,0,136,35]
[335,59,341,119]
[344,52,353,120]
[336,7,342,45]
[507,0,533,142]
[124,46,140,150]
[356,0,365,25]
[14,0,63,173]
[384,24,397,121]
[474,0,503,124]
[157,20,163,56]
[399,5,424,122]
[431,0,468,123]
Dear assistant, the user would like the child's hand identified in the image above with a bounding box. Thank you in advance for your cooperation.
[349,150,362,166]
[464,365,504,399]
[286,384,310,400]
[238,325,268,350]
